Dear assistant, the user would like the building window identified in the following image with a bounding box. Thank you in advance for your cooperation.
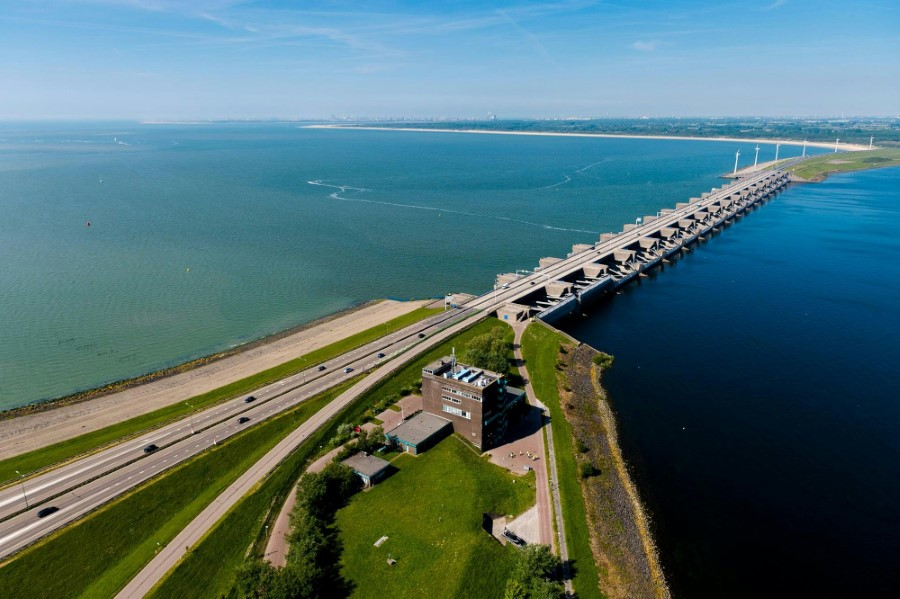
[442,405,471,419]
[442,395,462,404]
[440,386,482,401]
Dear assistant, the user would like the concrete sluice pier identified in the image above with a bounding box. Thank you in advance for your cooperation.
[493,169,791,324]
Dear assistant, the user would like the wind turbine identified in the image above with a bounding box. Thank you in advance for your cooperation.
[774,142,780,162]
[802,140,807,157]
[870,136,874,149]
[834,138,840,153]
[733,149,741,175]
[754,145,760,167]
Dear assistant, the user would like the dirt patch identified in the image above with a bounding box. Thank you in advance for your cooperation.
[560,343,670,599]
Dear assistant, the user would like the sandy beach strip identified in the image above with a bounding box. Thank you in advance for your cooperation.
[0,300,428,462]
[304,125,871,152]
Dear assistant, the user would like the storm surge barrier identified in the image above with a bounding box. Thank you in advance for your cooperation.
[466,168,792,323]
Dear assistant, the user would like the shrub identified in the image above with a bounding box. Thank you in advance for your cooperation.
[580,462,599,479]
[575,439,589,454]
[592,352,615,371]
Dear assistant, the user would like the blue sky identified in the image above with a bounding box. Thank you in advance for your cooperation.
[1,0,897,120]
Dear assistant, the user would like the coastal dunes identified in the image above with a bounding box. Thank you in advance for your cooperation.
[0,299,428,462]
[305,125,872,152]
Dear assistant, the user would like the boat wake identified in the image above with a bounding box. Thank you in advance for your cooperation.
[307,180,597,235]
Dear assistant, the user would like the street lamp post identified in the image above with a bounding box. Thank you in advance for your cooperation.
[14,470,28,509]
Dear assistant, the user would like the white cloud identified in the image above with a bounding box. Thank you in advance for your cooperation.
[632,40,658,52]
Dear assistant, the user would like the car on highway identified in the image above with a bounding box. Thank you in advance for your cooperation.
[37,506,59,518]
[418,332,426,338]
[238,416,251,424]
[318,365,327,371]
[344,367,354,373]
[143,444,159,454]
[244,395,256,403]
[376,352,386,358]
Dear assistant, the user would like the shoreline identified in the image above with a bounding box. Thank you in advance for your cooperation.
[562,339,669,598]
[304,124,871,152]
[0,299,380,420]
[0,299,431,462]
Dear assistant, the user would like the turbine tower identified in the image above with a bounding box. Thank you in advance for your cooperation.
[774,142,780,162]
[733,149,741,175]
[754,145,760,167]
[802,140,807,157]
[835,138,840,153]
[870,136,874,149]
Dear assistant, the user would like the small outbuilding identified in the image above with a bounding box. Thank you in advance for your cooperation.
[385,412,452,455]
[342,453,391,488]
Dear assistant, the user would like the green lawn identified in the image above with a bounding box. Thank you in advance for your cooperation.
[0,305,441,484]
[789,148,900,181]
[521,322,604,599]
[150,317,512,597]
[0,380,355,599]
[337,436,535,598]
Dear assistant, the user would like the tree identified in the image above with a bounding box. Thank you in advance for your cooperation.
[463,328,511,373]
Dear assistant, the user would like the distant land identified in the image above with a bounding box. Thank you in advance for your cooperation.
[311,117,900,147]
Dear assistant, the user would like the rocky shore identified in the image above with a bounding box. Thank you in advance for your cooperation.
[562,342,670,599]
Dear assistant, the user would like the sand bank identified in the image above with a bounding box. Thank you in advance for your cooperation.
[305,125,870,152]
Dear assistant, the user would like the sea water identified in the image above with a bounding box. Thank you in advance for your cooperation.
[562,167,900,596]
[0,122,810,408]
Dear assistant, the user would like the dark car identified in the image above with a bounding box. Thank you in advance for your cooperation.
[244,395,256,403]
[317,365,327,371]
[418,332,426,338]
[238,416,251,424]
[343,367,354,373]
[376,352,386,359]
[502,529,526,547]
[37,506,59,518]
[143,444,159,454]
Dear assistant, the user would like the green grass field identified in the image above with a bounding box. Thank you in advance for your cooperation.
[149,317,511,597]
[0,305,441,484]
[789,148,900,181]
[0,381,355,599]
[521,322,604,599]
[337,436,535,598]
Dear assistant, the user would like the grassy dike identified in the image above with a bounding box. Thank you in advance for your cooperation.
[0,379,357,599]
[0,306,442,484]
[521,322,604,599]
[149,318,510,598]
[788,148,900,182]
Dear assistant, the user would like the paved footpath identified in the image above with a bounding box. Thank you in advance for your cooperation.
[117,311,488,598]
[512,323,573,596]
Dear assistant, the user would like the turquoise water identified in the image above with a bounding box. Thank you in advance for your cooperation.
[0,123,817,408]
[563,168,900,595]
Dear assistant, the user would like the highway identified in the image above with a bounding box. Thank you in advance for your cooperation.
[0,305,474,558]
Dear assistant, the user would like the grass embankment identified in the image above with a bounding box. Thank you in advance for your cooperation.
[0,379,357,598]
[337,436,535,598]
[149,317,510,598]
[521,322,603,599]
[565,344,669,599]
[0,306,442,484]
[789,148,900,182]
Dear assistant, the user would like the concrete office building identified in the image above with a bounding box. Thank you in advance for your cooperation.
[421,355,526,450]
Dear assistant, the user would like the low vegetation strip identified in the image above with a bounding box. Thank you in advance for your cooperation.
[0,306,442,484]
[564,343,669,598]
[0,383,349,599]
[521,322,603,599]
[336,436,535,599]
[149,318,509,597]
[789,148,900,182]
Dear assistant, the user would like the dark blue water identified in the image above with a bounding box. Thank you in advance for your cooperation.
[0,122,820,408]
[563,168,900,596]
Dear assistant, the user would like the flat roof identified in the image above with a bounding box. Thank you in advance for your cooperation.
[423,357,501,388]
[342,453,391,478]
[386,412,452,447]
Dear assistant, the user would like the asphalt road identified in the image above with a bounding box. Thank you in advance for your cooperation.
[0,306,474,559]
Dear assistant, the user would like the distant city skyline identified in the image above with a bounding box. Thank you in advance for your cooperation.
[1,0,898,120]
